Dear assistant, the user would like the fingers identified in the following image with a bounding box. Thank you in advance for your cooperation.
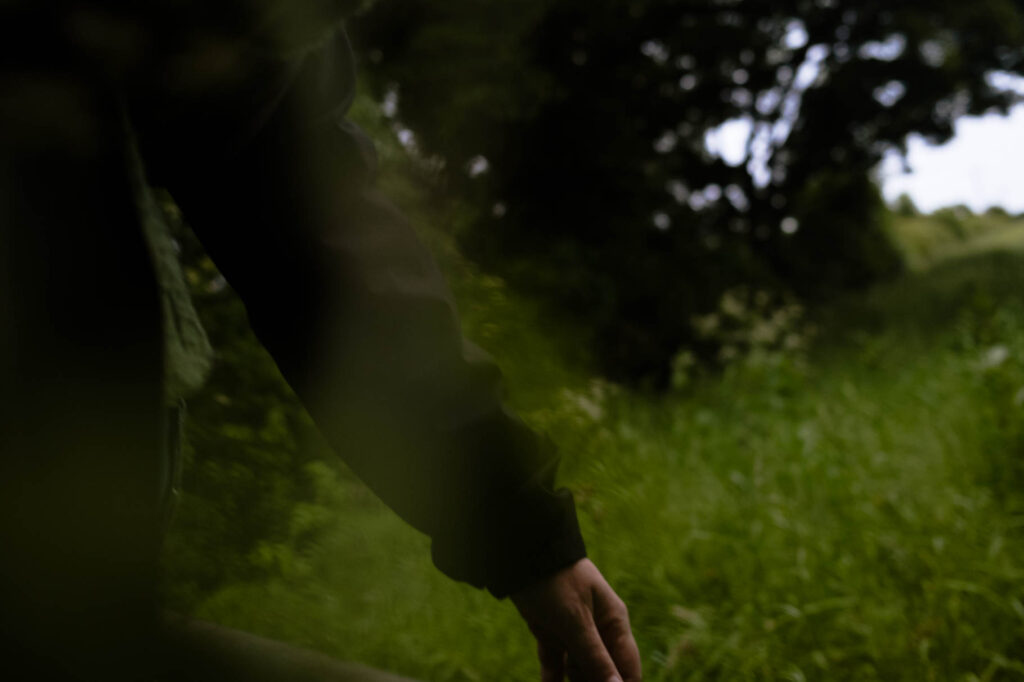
[601,625,641,682]
[594,586,642,682]
[537,639,566,682]
[514,559,641,682]
[562,608,623,682]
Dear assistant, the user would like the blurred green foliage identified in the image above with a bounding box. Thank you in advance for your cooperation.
[158,194,341,610]
[352,0,1024,383]
[162,79,1024,678]
[779,170,903,296]
[159,3,1024,677]
[892,193,920,218]
[175,226,1024,681]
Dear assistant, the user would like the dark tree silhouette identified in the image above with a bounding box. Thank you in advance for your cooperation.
[354,0,1024,383]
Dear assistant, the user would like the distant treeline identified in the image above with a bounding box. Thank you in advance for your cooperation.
[888,196,1024,270]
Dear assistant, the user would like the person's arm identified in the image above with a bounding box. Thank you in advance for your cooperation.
[133,28,639,680]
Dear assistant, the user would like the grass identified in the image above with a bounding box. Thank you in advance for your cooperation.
[171,91,1024,680]
[183,214,1024,680]
[887,210,1024,271]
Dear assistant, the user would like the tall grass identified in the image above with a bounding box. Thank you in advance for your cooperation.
[187,219,1024,679]
[165,91,1024,680]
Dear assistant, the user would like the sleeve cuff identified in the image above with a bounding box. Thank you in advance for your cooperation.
[430,487,588,599]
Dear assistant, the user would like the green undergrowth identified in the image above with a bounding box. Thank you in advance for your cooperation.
[169,94,1024,680]
[188,231,1024,681]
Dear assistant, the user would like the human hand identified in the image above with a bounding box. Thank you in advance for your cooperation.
[511,558,641,682]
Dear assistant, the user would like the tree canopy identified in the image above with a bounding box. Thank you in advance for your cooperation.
[352,0,1024,383]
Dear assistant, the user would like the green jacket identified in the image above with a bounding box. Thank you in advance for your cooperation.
[1,2,586,600]
[126,20,587,597]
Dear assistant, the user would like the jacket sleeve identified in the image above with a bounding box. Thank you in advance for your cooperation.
[132,29,586,598]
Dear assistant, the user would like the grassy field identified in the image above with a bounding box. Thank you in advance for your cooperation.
[887,209,1024,271]
[183,215,1024,681]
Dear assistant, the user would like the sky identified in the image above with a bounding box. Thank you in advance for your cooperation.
[879,103,1024,214]
[700,25,1024,217]
[705,103,1024,216]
